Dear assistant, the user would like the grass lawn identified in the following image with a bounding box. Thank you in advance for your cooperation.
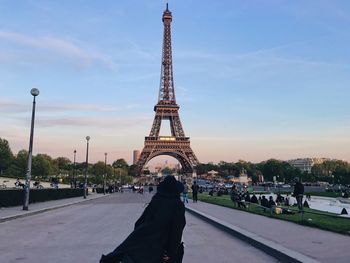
[196,193,350,235]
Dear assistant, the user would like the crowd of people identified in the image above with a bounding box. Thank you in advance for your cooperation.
[228,178,306,214]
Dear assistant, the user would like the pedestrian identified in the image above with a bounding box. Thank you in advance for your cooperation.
[293,177,304,213]
[100,175,186,263]
[191,181,199,203]
[182,181,189,203]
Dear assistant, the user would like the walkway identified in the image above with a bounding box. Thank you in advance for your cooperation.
[0,193,277,263]
[186,200,350,263]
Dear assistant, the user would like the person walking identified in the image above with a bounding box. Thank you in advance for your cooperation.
[182,181,189,204]
[191,181,199,203]
[100,175,186,263]
[293,177,304,213]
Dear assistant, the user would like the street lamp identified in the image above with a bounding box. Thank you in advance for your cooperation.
[119,169,122,187]
[104,153,107,195]
[84,136,90,199]
[73,149,77,188]
[23,88,40,211]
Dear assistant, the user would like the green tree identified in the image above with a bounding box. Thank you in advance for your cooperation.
[32,154,53,179]
[161,167,174,175]
[0,138,14,175]
[7,149,28,178]
[90,161,106,184]
[196,162,219,176]
[256,159,298,183]
[128,164,139,177]
[311,160,348,183]
[112,159,129,169]
[55,157,71,171]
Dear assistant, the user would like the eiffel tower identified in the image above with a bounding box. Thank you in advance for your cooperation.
[136,4,199,175]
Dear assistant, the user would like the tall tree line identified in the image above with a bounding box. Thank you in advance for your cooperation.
[1,137,350,184]
[197,159,350,185]
[0,138,133,185]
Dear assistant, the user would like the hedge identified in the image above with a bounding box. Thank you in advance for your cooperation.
[0,188,85,207]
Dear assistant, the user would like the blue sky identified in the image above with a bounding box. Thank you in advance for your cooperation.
[1,0,350,165]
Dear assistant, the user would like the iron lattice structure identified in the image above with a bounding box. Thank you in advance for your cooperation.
[136,4,199,175]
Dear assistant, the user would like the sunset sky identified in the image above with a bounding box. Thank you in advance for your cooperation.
[1,0,350,165]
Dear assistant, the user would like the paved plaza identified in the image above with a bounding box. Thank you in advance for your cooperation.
[0,193,277,263]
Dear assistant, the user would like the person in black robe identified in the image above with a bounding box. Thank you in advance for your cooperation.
[100,175,186,263]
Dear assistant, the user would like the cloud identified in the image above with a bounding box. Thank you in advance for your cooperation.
[0,101,29,113]
[0,100,140,114]
[35,116,152,128]
[195,134,350,143]
[0,31,117,71]
[177,38,348,69]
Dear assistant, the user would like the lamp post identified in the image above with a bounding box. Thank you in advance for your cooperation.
[73,149,77,188]
[23,88,40,211]
[84,136,90,199]
[104,153,107,195]
[119,166,122,187]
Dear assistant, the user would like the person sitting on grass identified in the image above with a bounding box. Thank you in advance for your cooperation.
[285,194,290,206]
[250,194,258,204]
[268,196,276,208]
[260,195,269,212]
[230,185,246,208]
[245,193,251,203]
[275,193,284,205]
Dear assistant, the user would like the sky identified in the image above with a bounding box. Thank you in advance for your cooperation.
[1,0,350,165]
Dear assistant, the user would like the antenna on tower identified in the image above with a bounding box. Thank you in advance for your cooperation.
[166,1,169,11]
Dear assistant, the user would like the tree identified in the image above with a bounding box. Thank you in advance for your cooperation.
[32,154,53,179]
[256,159,299,183]
[195,162,219,176]
[7,149,28,178]
[0,138,14,175]
[112,159,129,169]
[311,160,349,183]
[128,164,139,177]
[90,161,106,184]
[54,157,71,171]
[161,167,174,175]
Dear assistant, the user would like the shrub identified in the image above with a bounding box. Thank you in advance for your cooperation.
[0,188,84,207]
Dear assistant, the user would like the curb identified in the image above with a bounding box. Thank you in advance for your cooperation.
[0,194,109,223]
[185,206,320,263]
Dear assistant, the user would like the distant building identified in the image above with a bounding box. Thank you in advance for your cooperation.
[133,150,140,165]
[288,158,329,173]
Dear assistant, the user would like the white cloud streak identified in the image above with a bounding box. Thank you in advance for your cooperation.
[35,116,151,128]
[0,100,140,113]
[0,31,117,71]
